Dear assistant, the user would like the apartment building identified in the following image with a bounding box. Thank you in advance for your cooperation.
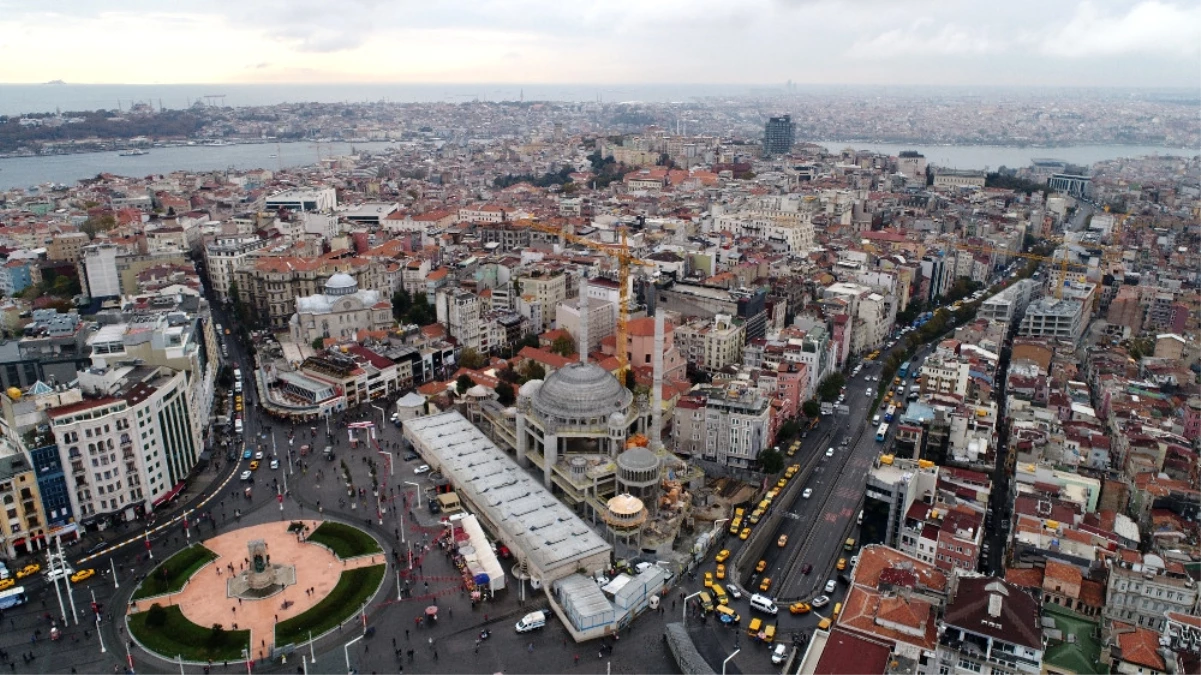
[1018,298,1085,343]
[49,364,200,529]
[920,356,972,399]
[674,315,745,372]
[436,289,482,352]
[0,425,47,558]
[979,279,1041,325]
[263,187,337,213]
[699,384,770,469]
[936,577,1043,675]
[864,455,938,550]
[517,269,567,331]
[47,231,91,263]
[81,243,122,299]
[234,256,388,330]
[204,236,267,303]
[1104,549,1199,632]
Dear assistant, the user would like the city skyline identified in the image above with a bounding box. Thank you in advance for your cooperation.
[0,0,1198,88]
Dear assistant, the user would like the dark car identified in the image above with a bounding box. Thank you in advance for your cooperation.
[427,499,441,514]
[87,540,109,555]
[801,562,812,575]
[497,544,511,559]
[403,452,420,462]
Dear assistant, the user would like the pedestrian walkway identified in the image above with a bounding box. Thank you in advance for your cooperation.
[128,520,385,663]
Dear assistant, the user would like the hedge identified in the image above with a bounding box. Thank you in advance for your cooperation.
[275,565,385,646]
[129,603,249,661]
[306,521,382,559]
[132,544,218,600]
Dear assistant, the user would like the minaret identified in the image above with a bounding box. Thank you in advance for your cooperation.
[578,279,589,364]
[650,309,665,450]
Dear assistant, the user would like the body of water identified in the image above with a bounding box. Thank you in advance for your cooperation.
[812,141,1196,171]
[0,141,395,192]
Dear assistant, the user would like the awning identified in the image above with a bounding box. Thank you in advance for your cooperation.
[152,482,185,507]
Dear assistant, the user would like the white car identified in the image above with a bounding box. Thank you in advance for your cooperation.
[254,451,264,460]
[270,458,280,470]
[771,643,789,665]
[810,595,830,608]
[825,579,837,593]
[726,583,742,600]
[414,465,431,474]
[825,447,834,457]
[240,470,253,481]
[802,488,813,499]
[45,566,75,582]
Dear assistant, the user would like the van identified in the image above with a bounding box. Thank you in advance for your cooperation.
[833,602,843,618]
[514,610,547,633]
[234,418,243,434]
[234,380,243,393]
[711,585,728,606]
[871,415,880,425]
[763,624,776,643]
[749,593,778,615]
[746,617,762,637]
[844,537,856,551]
[817,617,832,631]
[715,604,740,624]
[698,591,714,613]
[233,368,242,381]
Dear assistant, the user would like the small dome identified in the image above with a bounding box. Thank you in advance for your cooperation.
[466,384,490,398]
[324,273,358,296]
[617,446,659,472]
[532,362,631,420]
[606,493,644,516]
[518,379,543,400]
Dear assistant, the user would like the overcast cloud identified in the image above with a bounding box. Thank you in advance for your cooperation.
[0,0,1196,86]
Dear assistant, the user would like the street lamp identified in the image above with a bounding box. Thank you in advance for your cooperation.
[378,451,393,477]
[722,648,740,675]
[343,634,364,674]
[371,404,386,427]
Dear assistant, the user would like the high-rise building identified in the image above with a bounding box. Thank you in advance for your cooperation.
[762,114,795,157]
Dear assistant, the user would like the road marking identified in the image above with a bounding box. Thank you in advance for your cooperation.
[823,512,839,523]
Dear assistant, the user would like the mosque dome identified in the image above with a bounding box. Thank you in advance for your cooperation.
[324,273,358,296]
[531,362,632,420]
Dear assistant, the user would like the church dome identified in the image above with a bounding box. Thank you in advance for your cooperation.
[531,362,631,420]
[324,273,358,296]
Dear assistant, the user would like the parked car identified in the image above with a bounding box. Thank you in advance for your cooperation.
[811,595,830,608]
[403,452,420,462]
[772,643,789,665]
[414,465,431,474]
[825,579,837,593]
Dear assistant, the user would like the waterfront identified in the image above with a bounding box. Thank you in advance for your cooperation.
[0,138,1195,192]
[0,141,395,191]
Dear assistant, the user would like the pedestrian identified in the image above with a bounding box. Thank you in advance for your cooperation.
[575,654,580,665]
[433,649,438,661]
[528,643,534,653]
[405,629,409,640]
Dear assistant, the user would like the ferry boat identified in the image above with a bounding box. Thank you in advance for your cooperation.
[118,149,149,156]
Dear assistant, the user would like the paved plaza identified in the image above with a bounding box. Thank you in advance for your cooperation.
[129,520,384,664]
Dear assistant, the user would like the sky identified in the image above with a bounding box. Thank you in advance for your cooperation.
[0,0,1197,87]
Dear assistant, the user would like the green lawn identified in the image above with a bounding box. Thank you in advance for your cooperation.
[132,544,218,600]
[129,604,249,661]
[275,565,385,646]
[306,521,382,559]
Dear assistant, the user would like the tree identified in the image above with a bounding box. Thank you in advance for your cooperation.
[403,293,435,326]
[495,381,515,406]
[758,447,785,474]
[549,335,576,357]
[459,348,487,370]
[80,213,116,239]
[516,334,539,351]
[311,338,325,351]
[523,361,546,382]
[391,289,412,322]
[802,398,821,419]
[455,374,474,396]
[778,418,801,440]
[817,373,846,402]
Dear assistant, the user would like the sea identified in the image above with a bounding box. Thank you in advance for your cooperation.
[0,82,1196,192]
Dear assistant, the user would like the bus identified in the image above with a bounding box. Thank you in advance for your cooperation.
[875,423,889,442]
[898,361,911,379]
[884,404,897,423]
[0,586,27,609]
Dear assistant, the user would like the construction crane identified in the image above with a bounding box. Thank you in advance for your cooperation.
[519,219,649,380]
[956,244,1090,300]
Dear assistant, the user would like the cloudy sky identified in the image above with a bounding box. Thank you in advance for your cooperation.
[0,0,1197,87]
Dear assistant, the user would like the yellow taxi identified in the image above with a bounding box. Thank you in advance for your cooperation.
[715,549,730,564]
[716,564,726,580]
[756,559,767,573]
[0,578,14,591]
[776,478,787,489]
[759,577,772,592]
[70,569,96,584]
[777,534,788,548]
[837,558,847,571]
[249,460,260,471]
[789,601,811,615]
[739,527,751,540]
[16,563,40,579]
[703,572,714,588]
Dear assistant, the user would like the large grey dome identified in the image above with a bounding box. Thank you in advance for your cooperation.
[532,362,631,419]
[617,446,659,472]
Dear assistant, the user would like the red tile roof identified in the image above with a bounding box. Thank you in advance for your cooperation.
[812,628,894,675]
